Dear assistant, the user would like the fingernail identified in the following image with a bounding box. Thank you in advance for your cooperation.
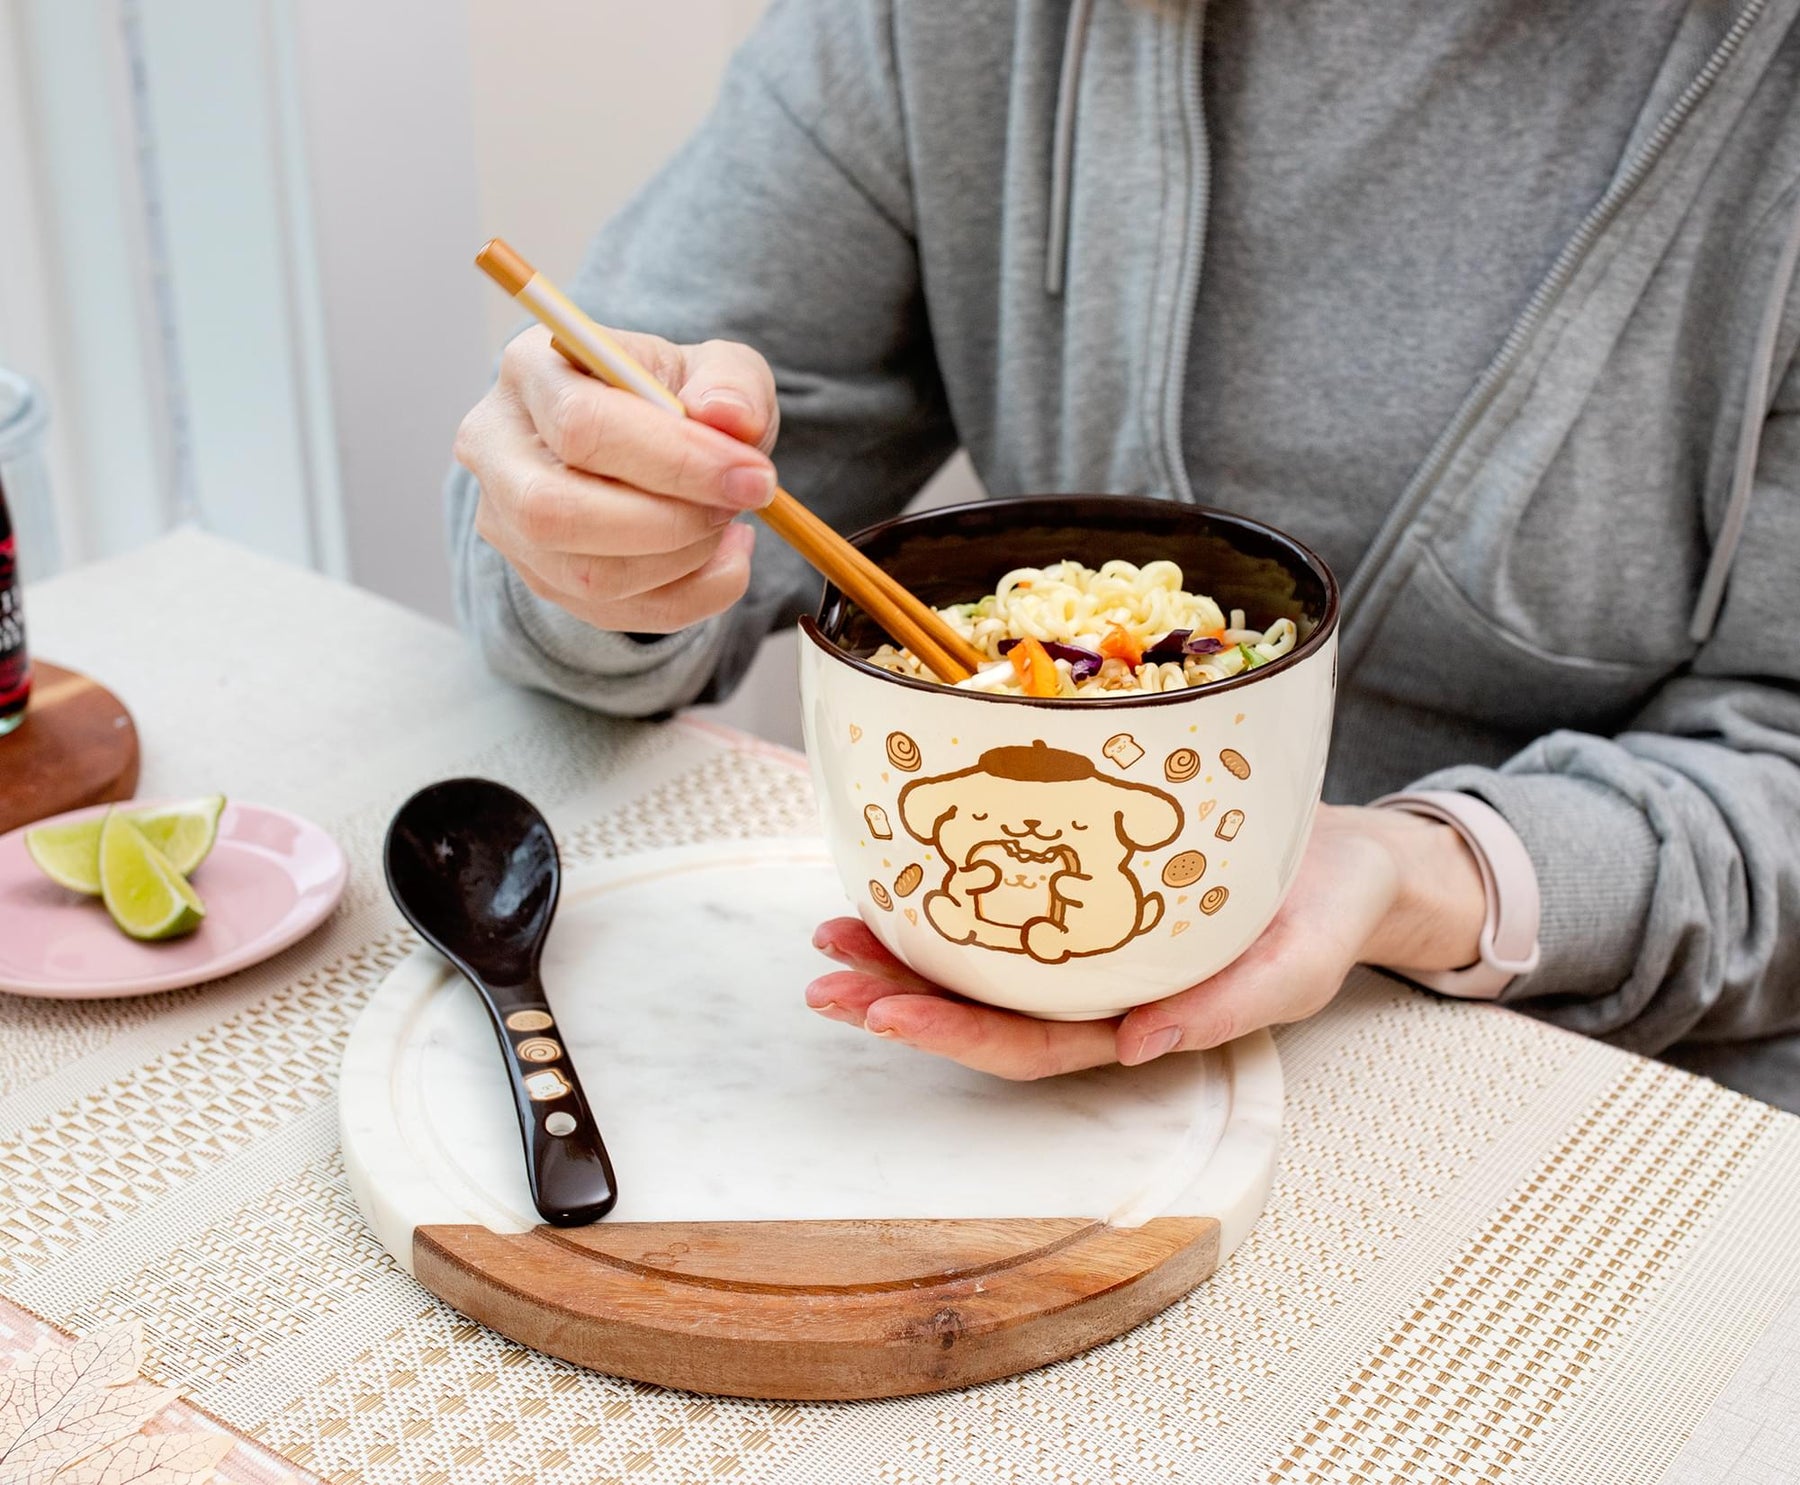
[699,388,755,417]
[862,1009,901,1040]
[708,506,739,527]
[1125,1027,1182,1066]
[724,465,775,509]
[809,999,862,1027]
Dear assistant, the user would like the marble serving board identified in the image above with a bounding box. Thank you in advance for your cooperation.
[339,838,1283,1399]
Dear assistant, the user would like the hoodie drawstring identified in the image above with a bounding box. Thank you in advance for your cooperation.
[1689,186,1800,643]
[1045,0,1097,296]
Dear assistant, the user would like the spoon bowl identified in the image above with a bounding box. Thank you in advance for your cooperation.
[386,778,559,988]
[385,778,617,1225]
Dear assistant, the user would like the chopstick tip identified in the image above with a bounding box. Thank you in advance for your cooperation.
[475,237,533,297]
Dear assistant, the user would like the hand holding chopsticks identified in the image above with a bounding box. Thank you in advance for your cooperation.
[474,239,984,683]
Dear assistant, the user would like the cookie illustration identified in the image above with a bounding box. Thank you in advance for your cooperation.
[1219,748,1251,780]
[1161,850,1207,889]
[1164,747,1201,783]
[849,724,863,743]
[1215,808,1244,841]
[1102,733,1145,770]
[1199,885,1229,916]
[869,879,893,911]
[894,863,923,897]
[886,731,923,772]
[864,803,893,840]
[1171,920,1190,938]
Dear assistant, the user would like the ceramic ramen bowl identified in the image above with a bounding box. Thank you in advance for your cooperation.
[797,495,1340,1021]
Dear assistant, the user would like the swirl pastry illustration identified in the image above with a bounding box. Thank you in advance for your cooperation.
[1164,748,1201,783]
[886,731,923,772]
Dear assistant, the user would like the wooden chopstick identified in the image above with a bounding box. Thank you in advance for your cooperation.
[475,239,984,683]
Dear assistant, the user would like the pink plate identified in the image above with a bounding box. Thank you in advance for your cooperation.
[0,801,348,999]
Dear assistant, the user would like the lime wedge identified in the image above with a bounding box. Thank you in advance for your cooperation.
[24,795,226,895]
[128,794,226,876]
[99,812,206,941]
[25,819,107,894]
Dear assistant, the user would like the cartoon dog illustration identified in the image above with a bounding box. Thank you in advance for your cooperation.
[897,741,1183,964]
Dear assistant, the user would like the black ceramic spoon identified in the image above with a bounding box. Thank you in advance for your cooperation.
[384,778,617,1226]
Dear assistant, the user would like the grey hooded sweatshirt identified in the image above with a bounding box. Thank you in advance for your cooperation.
[449,0,1800,1108]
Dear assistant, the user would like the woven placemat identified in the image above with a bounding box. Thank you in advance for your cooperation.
[8,533,1796,1485]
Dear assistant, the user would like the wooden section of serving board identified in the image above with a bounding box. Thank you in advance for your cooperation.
[413,1214,1221,1400]
[0,662,139,834]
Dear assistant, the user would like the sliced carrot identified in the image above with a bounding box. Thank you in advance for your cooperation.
[1008,636,1061,697]
[1099,624,1143,667]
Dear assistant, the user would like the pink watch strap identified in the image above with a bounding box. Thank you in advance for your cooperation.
[1370,790,1541,1000]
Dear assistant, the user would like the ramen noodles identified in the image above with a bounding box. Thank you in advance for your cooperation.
[867,559,1297,699]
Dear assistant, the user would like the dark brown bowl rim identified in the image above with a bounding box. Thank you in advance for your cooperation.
[798,494,1342,710]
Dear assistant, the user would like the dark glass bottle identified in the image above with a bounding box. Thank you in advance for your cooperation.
[0,473,29,735]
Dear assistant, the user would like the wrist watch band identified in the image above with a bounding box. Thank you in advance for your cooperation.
[1370,789,1542,1000]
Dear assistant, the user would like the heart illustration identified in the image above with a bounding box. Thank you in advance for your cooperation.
[849,724,863,742]
[904,907,917,925]
[1170,920,1189,937]
[1196,798,1216,821]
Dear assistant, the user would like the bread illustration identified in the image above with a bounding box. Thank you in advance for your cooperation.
[1215,808,1244,841]
[1199,885,1229,916]
[894,863,923,897]
[886,731,923,772]
[1164,748,1200,783]
[1161,850,1207,888]
[864,803,893,840]
[869,879,893,911]
[1219,748,1251,780]
[1102,733,1144,770]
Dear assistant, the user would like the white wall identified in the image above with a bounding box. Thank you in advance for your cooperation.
[286,0,493,621]
[465,0,770,349]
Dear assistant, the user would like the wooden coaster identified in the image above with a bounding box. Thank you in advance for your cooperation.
[0,662,139,834]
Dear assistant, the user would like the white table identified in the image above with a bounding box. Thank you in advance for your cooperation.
[4,528,1797,1485]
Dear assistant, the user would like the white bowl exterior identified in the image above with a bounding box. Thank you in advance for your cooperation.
[800,629,1337,1019]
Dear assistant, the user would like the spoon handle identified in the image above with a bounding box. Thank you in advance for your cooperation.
[482,981,617,1226]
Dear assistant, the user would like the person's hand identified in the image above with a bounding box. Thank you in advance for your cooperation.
[805,804,1488,1078]
[453,324,779,633]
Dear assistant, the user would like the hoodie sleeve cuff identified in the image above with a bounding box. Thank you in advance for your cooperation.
[1403,766,1661,1004]
[1371,790,1541,999]
[496,562,726,716]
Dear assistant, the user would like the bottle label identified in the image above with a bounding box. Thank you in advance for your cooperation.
[0,532,29,710]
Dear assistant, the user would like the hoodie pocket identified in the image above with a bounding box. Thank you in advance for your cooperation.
[1353,543,1677,739]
